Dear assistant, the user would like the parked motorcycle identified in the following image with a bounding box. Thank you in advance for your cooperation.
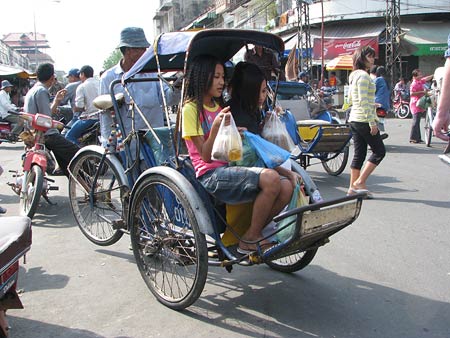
[393,91,411,119]
[0,111,23,144]
[7,112,64,219]
[0,216,32,337]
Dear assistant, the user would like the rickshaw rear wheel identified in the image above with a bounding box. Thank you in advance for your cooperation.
[321,145,349,176]
[69,151,125,246]
[266,248,318,273]
[129,173,208,310]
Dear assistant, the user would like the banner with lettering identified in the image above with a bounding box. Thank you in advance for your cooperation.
[313,37,379,60]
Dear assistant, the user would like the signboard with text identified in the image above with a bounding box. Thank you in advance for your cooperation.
[313,37,379,60]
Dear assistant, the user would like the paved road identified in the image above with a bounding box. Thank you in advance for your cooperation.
[0,118,449,338]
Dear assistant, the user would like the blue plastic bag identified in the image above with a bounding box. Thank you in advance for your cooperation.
[243,131,291,169]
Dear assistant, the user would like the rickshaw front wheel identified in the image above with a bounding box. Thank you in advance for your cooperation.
[266,248,318,273]
[129,173,208,310]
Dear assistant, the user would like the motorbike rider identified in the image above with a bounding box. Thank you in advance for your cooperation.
[54,68,81,127]
[23,63,80,177]
[0,80,24,138]
[65,65,99,145]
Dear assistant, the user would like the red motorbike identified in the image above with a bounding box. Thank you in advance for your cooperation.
[8,112,64,219]
[0,111,21,144]
[393,91,411,119]
[0,216,32,337]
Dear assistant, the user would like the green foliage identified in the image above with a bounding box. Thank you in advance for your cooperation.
[103,49,122,71]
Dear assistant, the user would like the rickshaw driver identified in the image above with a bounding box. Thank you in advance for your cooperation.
[100,27,180,151]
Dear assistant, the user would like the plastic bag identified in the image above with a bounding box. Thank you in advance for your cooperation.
[262,112,296,151]
[416,95,431,110]
[278,109,300,145]
[230,137,263,167]
[276,183,310,243]
[243,131,291,169]
[211,114,243,162]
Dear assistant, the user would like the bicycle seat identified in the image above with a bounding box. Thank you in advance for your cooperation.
[93,93,124,110]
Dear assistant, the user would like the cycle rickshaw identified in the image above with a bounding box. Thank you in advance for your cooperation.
[67,29,365,310]
[267,80,351,176]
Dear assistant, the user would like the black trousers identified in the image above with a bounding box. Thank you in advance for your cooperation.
[44,133,80,177]
[409,112,424,142]
[350,121,386,170]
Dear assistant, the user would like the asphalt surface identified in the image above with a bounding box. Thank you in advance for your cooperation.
[0,117,449,338]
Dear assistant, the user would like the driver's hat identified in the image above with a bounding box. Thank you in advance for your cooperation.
[118,27,150,48]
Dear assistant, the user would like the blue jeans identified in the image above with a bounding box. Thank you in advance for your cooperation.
[65,119,98,145]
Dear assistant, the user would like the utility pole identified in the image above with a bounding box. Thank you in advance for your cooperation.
[295,0,312,77]
[385,0,401,90]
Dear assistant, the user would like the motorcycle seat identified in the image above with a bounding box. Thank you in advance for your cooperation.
[0,216,32,274]
[93,93,124,110]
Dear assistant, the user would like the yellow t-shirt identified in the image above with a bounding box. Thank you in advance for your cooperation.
[182,101,226,177]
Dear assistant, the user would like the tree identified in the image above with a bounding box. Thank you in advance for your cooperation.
[103,49,122,71]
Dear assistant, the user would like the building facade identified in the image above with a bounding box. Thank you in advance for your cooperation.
[153,0,450,83]
[2,32,54,71]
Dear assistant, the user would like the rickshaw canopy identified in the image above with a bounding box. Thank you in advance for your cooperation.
[124,29,285,81]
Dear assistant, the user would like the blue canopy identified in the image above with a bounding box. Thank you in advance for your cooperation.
[124,29,284,81]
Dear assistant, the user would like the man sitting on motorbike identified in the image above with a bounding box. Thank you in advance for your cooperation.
[23,63,80,177]
[0,80,24,139]
[65,65,99,145]
[393,77,410,102]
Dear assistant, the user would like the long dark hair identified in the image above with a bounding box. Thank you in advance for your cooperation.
[184,54,225,127]
[352,46,376,71]
[229,61,265,116]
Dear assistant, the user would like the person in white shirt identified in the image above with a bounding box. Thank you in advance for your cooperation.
[0,80,23,136]
[65,65,99,145]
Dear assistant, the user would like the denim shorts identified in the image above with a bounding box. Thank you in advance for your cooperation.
[198,166,263,204]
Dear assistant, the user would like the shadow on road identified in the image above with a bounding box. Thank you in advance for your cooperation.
[7,316,107,338]
[95,249,135,264]
[183,265,450,338]
[19,266,69,292]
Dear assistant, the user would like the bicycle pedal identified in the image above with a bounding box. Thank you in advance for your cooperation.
[48,186,59,190]
[111,219,125,230]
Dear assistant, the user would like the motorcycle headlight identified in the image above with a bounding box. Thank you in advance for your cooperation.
[35,115,52,128]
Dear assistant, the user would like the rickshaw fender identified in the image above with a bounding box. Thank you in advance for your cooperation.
[130,166,214,235]
[68,145,128,189]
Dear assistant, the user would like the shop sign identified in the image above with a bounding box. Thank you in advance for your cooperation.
[313,37,379,59]
[413,44,447,56]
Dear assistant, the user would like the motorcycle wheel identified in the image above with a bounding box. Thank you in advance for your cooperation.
[266,249,318,273]
[397,104,410,119]
[20,165,43,219]
[69,151,126,246]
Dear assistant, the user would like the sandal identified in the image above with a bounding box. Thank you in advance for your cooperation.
[237,240,276,255]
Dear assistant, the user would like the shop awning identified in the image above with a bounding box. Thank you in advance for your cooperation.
[402,22,450,56]
[0,64,34,79]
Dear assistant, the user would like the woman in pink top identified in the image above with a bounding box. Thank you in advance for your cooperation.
[409,69,433,143]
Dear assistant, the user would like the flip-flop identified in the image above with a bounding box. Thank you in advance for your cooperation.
[350,188,374,199]
[237,241,276,255]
